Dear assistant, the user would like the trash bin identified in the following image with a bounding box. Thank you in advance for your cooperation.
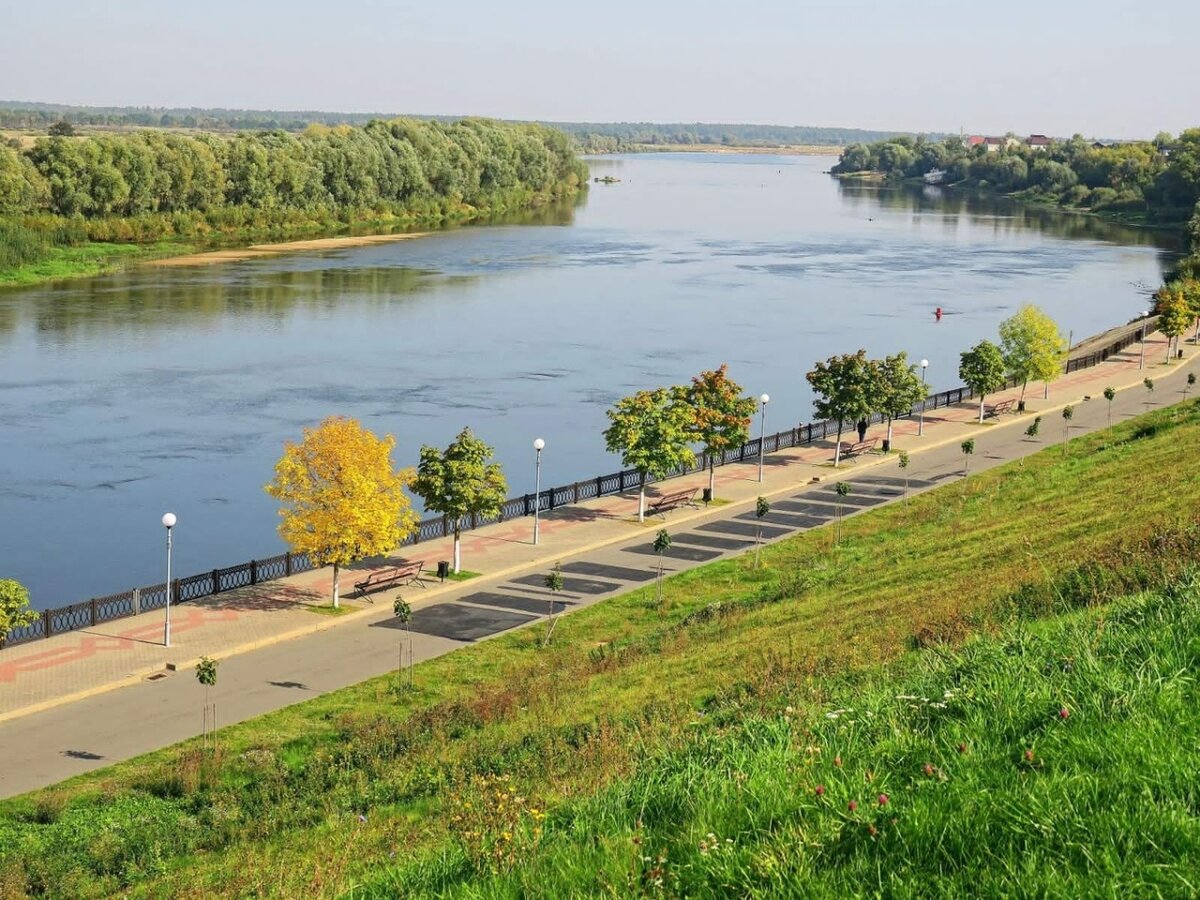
[437,561,450,581]
[702,487,713,505]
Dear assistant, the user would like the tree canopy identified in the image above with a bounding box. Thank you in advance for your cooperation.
[806,350,875,466]
[959,340,1008,423]
[0,579,37,642]
[683,365,757,496]
[999,305,1067,403]
[604,388,696,521]
[411,428,508,574]
[264,416,416,607]
[870,352,928,449]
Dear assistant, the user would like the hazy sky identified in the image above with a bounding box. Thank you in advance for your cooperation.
[2,0,1195,138]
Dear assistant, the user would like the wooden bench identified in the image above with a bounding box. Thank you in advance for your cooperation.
[983,398,1017,419]
[647,487,699,517]
[353,561,426,601]
[837,438,879,462]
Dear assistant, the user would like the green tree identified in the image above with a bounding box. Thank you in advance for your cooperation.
[1061,405,1074,455]
[1186,372,1196,398]
[542,563,564,646]
[961,439,975,477]
[959,340,1007,423]
[0,579,37,646]
[604,388,696,522]
[834,481,852,545]
[393,597,413,690]
[999,305,1067,405]
[1103,386,1116,427]
[1144,377,1155,413]
[652,529,672,612]
[195,656,218,748]
[870,352,927,450]
[1025,416,1042,440]
[754,496,770,567]
[1153,285,1193,362]
[897,450,911,502]
[684,364,757,498]
[807,349,875,467]
[412,427,508,574]
[265,416,417,608]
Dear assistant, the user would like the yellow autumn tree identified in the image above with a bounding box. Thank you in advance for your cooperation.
[265,416,416,608]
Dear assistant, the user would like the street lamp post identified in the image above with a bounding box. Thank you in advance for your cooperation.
[533,438,545,545]
[757,394,770,483]
[161,512,176,647]
[918,360,929,436]
[1139,311,1149,370]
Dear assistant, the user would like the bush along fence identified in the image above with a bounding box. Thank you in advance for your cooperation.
[2,318,1157,649]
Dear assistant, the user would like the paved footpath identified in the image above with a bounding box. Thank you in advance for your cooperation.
[1,332,1196,798]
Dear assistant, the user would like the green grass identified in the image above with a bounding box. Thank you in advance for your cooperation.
[444,570,482,582]
[364,576,1200,897]
[2,400,1200,898]
[305,603,361,617]
[0,240,192,288]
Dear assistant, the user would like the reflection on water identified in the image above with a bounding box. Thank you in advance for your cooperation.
[0,153,1174,607]
[836,179,1180,250]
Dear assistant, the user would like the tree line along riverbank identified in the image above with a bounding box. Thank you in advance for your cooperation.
[0,118,588,287]
[832,131,1200,264]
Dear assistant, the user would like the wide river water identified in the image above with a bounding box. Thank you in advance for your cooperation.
[0,153,1178,608]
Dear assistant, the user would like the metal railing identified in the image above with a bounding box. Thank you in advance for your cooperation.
[1,318,1155,649]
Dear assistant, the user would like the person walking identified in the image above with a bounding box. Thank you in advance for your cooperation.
[856,418,868,442]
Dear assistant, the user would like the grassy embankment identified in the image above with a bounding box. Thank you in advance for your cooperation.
[3,400,1200,897]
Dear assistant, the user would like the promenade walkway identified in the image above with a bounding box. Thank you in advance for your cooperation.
[0,330,1196,797]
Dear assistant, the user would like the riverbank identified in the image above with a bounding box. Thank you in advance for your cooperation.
[149,231,432,267]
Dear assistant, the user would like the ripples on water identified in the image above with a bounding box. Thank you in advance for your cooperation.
[0,153,1175,605]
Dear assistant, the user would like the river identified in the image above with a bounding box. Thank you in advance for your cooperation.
[0,153,1177,608]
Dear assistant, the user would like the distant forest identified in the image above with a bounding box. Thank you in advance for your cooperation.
[0,101,911,152]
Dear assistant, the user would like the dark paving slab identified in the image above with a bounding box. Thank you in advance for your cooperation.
[671,532,754,551]
[697,520,790,539]
[729,511,825,532]
[851,475,932,490]
[801,492,887,508]
[459,592,571,616]
[560,561,659,582]
[733,510,825,529]
[508,574,620,595]
[405,603,536,641]
[772,499,837,518]
[623,543,723,562]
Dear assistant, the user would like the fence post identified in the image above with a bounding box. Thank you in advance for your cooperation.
[90,598,97,626]
[549,486,556,510]
[471,511,479,530]
[43,609,52,638]
[133,587,140,615]
[212,569,220,595]
[574,481,580,503]
[596,476,603,497]
[172,579,181,605]
[442,515,449,537]
[285,552,293,576]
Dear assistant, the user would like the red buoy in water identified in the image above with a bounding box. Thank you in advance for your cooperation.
[935,307,943,322]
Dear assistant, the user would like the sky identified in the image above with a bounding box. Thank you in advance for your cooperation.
[2,0,1196,139]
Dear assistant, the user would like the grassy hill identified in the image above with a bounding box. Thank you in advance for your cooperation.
[2,399,1199,897]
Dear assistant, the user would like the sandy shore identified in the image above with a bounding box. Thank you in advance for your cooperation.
[633,144,843,156]
[150,231,431,267]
